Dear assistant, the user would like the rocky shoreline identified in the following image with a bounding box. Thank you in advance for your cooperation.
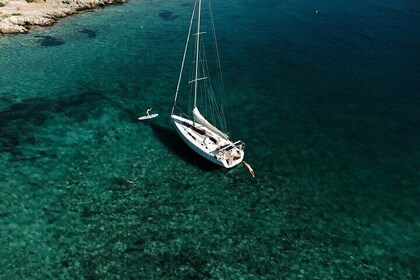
[0,0,128,34]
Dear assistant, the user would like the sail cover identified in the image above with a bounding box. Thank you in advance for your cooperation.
[193,107,229,140]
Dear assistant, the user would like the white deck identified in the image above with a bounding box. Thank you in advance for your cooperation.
[171,114,244,168]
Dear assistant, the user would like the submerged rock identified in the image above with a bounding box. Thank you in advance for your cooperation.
[80,28,96,38]
[35,35,65,46]
[159,10,178,21]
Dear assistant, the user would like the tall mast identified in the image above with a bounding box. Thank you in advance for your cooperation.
[193,0,202,109]
[171,1,197,115]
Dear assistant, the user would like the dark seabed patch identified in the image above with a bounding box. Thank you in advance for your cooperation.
[0,90,106,158]
[34,35,65,47]
[80,29,97,38]
[0,97,48,156]
[159,10,179,21]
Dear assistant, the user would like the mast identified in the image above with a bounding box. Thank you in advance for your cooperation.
[171,1,197,115]
[193,0,202,109]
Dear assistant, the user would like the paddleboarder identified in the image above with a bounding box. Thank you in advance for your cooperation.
[146,107,152,117]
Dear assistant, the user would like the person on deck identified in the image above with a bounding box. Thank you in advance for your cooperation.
[146,108,152,117]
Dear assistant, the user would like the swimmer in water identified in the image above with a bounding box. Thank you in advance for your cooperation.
[123,177,134,184]
[243,161,255,178]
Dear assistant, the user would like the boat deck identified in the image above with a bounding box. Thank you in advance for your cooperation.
[171,114,244,168]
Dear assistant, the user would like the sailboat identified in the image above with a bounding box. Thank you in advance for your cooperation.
[170,0,245,168]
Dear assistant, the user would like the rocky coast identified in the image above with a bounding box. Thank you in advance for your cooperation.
[0,0,127,34]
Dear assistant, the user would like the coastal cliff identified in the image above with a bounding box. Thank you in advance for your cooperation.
[0,0,128,34]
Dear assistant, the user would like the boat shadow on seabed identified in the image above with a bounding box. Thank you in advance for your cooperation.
[149,123,219,172]
[92,91,219,171]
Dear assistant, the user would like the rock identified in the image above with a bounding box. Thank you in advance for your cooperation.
[0,22,28,33]
[0,0,129,34]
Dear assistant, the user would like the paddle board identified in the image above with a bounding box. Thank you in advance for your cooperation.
[138,113,158,120]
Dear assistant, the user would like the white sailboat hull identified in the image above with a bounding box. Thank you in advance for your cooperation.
[169,0,246,169]
[171,115,244,168]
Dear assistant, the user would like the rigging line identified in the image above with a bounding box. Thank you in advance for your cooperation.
[200,40,207,113]
[175,104,189,118]
[208,0,230,132]
[188,36,197,116]
[201,39,208,116]
[193,0,202,111]
[204,48,225,132]
[201,37,223,130]
[172,0,197,115]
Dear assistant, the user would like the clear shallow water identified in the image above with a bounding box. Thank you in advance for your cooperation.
[0,0,419,278]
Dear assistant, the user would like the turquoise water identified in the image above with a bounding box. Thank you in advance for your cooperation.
[0,0,419,278]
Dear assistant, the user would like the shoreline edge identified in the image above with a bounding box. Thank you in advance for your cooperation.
[0,0,128,34]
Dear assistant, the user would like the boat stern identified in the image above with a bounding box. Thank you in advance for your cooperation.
[216,140,245,168]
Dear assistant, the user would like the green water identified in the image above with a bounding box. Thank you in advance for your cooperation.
[0,0,418,278]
